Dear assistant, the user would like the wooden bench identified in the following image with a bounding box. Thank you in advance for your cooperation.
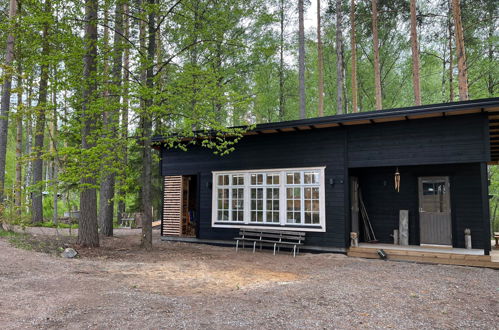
[119,213,136,228]
[494,232,499,248]
[234,229,305,257]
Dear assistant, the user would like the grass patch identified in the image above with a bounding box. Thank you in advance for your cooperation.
[0,228,22,238]
[29,221,78,229]
[0,227,73,256]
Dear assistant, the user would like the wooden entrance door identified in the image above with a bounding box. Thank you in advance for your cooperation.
[418,176,452,246]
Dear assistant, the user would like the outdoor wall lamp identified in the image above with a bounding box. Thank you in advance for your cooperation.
[329,177,344,186]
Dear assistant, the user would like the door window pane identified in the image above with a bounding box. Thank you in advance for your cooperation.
[421,180,448,213]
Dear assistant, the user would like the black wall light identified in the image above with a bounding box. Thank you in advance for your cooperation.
[329,177,344,186]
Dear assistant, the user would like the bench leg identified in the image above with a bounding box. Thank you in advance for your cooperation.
[253,241,256,253]
[236,240,239,252]
[273,243,277,255]
[293,245,296,258]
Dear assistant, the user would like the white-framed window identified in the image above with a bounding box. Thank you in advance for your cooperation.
[211,167,326,232]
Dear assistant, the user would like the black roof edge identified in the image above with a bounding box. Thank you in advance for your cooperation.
[152,97,499,143]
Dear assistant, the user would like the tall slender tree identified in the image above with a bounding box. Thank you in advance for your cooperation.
[336,0,344,114]
[447,4,455,102]
[298,0,306,119]
[79,0,99,247]
[15,70,22,214]
[371,0,382,110]
[317,0,325,116]
[117,1,130,224]
[451,0,469,100]
[278,0,285,120]
[350,0,358,112]
[140,0,157,250]
[32,0,51,223]
[0,0,18,202]
[410,0,421,105]
[99,0,125,237]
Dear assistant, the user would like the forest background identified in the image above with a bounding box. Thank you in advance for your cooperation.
[0,0,496,247]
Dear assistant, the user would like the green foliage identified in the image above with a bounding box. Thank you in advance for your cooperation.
[0,0,497,229]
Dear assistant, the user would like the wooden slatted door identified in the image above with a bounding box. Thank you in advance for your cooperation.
[162,176,183,236]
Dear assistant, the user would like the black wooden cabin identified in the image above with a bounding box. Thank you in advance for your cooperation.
[154,98,499,255]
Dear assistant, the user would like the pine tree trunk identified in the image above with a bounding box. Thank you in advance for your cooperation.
[317,0,324,117]
[448,4,454,102]
[0,0,18,202]
[99,0,125,237]
[51,67,58,224]
[451,0,468,101]
[350,0,358,113]
[118,1,130,224]
[15,72,22,215]
[336,0,344,115]
[371,0,382,110]
[487,7,493,96]
[141,0,156,250]
[298,0,306,119]
[24,78,33,193]
[410,0,421,105]
[278,0,285,120]
[79,0,99,247]
[32,0,50,223]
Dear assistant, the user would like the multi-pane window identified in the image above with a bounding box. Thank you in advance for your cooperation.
[286,187,301,224]
[266,173,280,223]
[212,167,325,231]
[216,175,230,221]
[250,175,264,222]
[231,175,244,222]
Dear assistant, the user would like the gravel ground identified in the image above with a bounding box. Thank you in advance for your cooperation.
[0,232,498,329]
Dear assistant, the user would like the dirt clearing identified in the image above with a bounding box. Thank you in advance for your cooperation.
[0,231,498,329]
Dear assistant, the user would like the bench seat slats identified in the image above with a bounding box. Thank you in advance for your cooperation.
[234,229,306,257]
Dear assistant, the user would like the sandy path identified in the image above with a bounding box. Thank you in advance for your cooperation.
[0,234,498,329]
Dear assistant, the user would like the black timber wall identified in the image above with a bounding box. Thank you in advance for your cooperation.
[347,114,489,168]
[351,163,485,249]
[162,128,348,248]
[161,113,490,249]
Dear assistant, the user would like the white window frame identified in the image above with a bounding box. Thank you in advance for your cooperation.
[211,166,326,232]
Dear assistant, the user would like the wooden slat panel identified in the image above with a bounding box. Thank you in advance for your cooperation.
[162,176,182,237]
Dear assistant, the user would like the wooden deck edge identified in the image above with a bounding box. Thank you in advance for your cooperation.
[347,249,499,269]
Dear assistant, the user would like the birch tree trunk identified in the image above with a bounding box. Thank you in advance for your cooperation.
[32,0,51,223]
[451,0,468,100]
[410,0,421,105]
[350,0,358,113]
[0,0,18,202]
[371,0,382,110]
[298,0,306,119]
[317,0,325,117]
[336,0,344,114]
[79,0,99,247]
